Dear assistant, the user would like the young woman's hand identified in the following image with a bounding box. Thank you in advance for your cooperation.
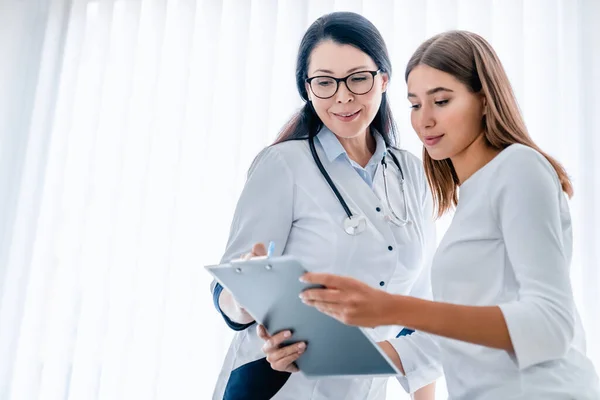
[300,272,397,328]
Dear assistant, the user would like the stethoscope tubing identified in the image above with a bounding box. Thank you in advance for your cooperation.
[308,135,408,225]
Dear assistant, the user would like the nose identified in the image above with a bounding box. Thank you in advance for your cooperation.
[335,81,354,103]
[416,104,435,131]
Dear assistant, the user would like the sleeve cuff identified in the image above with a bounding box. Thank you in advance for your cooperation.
[498,301,572,370]
[389,333,443,393]
[396,328,415,337]
[212,282,255,331]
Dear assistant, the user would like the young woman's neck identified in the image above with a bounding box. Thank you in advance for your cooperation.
[336,128,376,168]
[451,132,500,185]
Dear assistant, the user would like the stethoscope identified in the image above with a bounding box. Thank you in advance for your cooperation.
[308,135,411,235]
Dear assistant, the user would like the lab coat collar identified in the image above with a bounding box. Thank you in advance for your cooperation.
[315,126,387,167]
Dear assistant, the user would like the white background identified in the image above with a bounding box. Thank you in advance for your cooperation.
[0,0,599,399]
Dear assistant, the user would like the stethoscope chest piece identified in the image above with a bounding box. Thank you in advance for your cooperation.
[343,214,367,235]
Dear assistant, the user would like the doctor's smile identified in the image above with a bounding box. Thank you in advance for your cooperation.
[332,109,361,122]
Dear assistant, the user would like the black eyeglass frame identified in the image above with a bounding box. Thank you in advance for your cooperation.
[305,69,382,99]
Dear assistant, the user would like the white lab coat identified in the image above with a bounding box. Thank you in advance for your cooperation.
[211,130,442,400]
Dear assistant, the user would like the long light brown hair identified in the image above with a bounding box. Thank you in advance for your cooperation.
[405,30,573,217]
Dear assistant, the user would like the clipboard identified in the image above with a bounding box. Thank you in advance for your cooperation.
[205,255,400,378]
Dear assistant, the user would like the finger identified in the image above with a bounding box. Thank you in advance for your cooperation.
[272,345,306,372]
[301,273,354,289]
[238,243,267,261]
[252,242,267,257]
[262,329,292,353]
[273,353,302,372]
[300,288,343,304]
[314,303,344,321]
[302,299,341,311]
[268,342,306,364]
[316,305,358,326]
[256,325,271,341]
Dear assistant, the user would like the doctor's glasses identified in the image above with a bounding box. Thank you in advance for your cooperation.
[306,70,381,99]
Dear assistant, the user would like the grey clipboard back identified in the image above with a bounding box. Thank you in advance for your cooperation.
[206,255,400,378]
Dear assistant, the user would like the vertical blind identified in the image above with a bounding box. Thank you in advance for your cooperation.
[1,0,598,398]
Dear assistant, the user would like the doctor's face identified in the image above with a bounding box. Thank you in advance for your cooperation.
[407,64,486,161]
[306,40,389,140]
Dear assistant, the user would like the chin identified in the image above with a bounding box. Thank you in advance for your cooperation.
[330,121,368,139]
[424,147,451,161]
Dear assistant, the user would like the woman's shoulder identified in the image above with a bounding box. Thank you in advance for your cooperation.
[492,143,557,181]
[498,143,545,162]
[248,139,310,174]
[486,144,565,202]
[269,138,310,156]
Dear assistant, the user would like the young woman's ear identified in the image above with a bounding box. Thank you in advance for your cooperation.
[481,95,487,116]
[305,83,313,102]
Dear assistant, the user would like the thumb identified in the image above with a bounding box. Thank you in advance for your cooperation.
[252,242,267,257]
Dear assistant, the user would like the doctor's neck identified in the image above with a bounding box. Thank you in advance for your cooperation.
[335,128,376,168]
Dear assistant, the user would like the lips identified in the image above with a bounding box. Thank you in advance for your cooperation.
[423,134,444,146]
[332,109,361,122]
[334,110,360,117]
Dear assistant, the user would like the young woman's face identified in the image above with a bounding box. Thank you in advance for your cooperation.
[407,64,486,160]
[306,40,388,139]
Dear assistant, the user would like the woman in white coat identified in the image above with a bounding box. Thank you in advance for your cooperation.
[300,30,600,399]
[210,12,440,400]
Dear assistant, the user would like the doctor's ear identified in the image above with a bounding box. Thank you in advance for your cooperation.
[381,72,390,93]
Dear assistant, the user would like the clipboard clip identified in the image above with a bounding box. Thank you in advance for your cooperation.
[231,262,273,273]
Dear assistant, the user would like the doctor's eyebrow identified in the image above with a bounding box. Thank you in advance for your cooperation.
[312,65,370,75]
[407,87,454,98]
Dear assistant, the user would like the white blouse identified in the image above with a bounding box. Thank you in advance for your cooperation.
[402,144,599,399]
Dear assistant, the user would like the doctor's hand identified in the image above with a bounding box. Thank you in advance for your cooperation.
[218,243,269,325]
[257,325,306,373]
[299,273,396,328]
[240,242,268,260]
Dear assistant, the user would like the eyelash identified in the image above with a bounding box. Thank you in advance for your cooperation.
[410,99,450,110]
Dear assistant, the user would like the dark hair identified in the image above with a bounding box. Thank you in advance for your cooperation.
[405,30,573,217]
[274,11,398,147]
